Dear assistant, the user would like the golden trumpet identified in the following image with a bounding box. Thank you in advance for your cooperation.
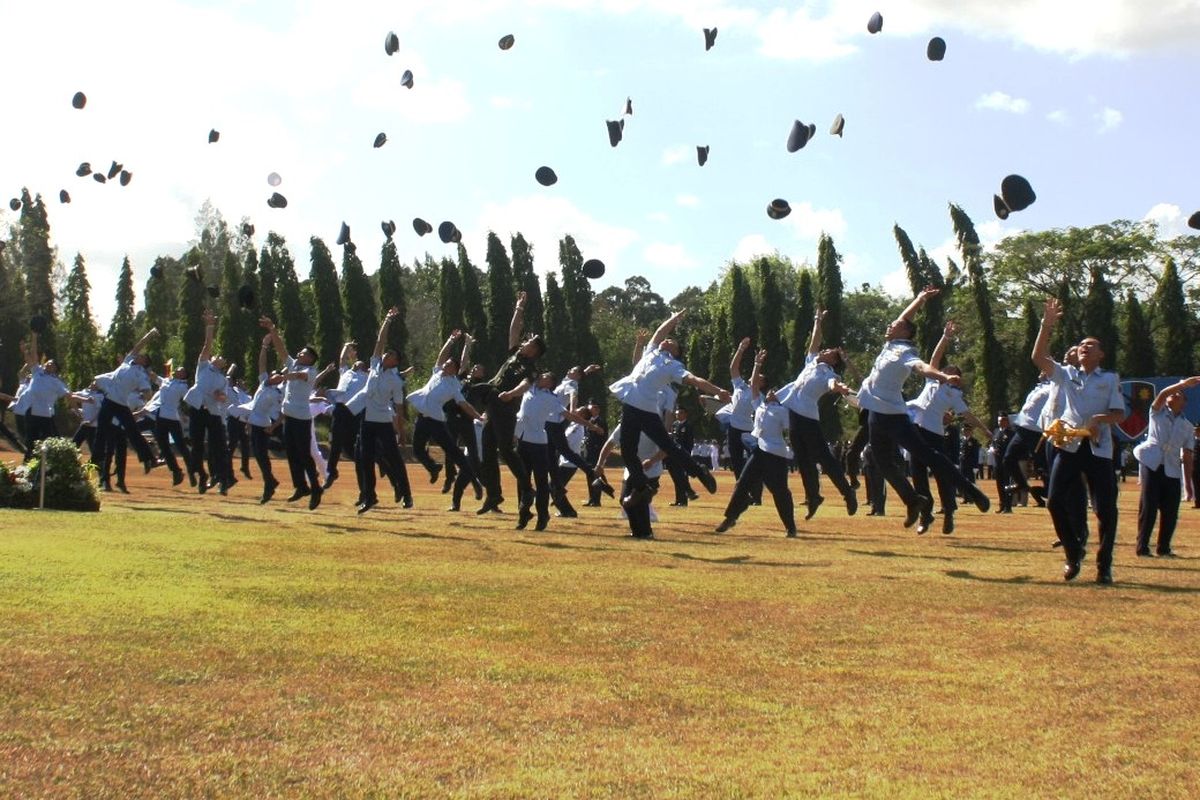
[1039,419,1098,450]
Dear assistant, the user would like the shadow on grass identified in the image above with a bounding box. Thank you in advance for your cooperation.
[665,551,825,569]
[945,569,1200,594]
[946,542,1033,554]
[848,548,957,562]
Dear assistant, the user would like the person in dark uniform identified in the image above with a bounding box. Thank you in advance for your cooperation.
[666,407,697,506]
[449,360,487,511]
[582,402,608,506]
[477,291,542,515]
[991,415,1016,513]
[323,342,369,490]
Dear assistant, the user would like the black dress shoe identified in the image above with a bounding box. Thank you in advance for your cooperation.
[805,495,824,521]
[321,472,338,491]
[357,498,377,515]
[668,501,687,507]
[714,518,736,533]
[477,497,503,515]
[308,486,323,510]
[686,490,700,501]
[287,488,309,502]
[441,475,454,494]
[116,482,129,494]
[968,487,991,513]
[535,513,550,531]
[171,470,184,486]
[1156,550,1177,558]
[697,470,717,494]
[428,464,442,485]
[516,507,534,530]
[261,478,278,504]
[401,496,413,509]
[1135,548,1152,557]
[187,472,198,487]
[1063,560,1082,581]
[785,528,798,538]
[844,493,858,516]
[904,496,931,529]
[447,502,460,512]
[1029,486,1047,506]
[916,518,931,535]
[631,532,655,540]
[941,514,955,535]
[1096,569,1113,585]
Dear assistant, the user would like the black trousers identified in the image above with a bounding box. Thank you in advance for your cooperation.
[103,427,129,484]
[666,453,697,504]
[723,447,797,531]
[451,416,484,504]
[326,403,356,477]
[910,427,957,517]
[867,411,983,510]
[282,416,319,492]
[93,398,153,470]
[72,424,95,453]
[250,424,276,485]
[619,404,708,495]
[154,417,191,476]
[1047,442,1117,569]
[356,419,410,504]
[227,417,251,477]
[413,415,473,481]
[1002,427,1043,501]
[862,445,888,513]
[727,426,751,479]
[24,413,57,452]
[0,413,27,456]
[481,397,529,504]
[1136,464,1181,555]
[189,408,229,486]
[518,439,551,517]
[545,420,594,491]
[789,412,854,505]
[621,475,660,537]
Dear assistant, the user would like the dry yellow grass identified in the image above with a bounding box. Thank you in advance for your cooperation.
[1,462,1198,798]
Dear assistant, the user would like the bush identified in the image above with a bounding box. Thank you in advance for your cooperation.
[1,438,101,512]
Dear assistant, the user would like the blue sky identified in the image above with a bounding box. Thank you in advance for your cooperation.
[1,0,1197,327]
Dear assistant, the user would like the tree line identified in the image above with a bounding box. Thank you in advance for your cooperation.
[2,188,1197,437]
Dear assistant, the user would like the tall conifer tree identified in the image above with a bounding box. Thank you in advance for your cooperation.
[438,257,465,341]
[272,235,308,353]
[950,203,1007,418]
[308,237,343,366]
[510,233,544,335]
[755,258,788,381]
[377,239,408,361]
[789,270,816,374]
[543,272,570,376]
[106,256,137,366]
[485,233,517,368]
[1082,265,1118,370]
[458,244,489,344]
[61,254,102,388]
[19,189,57,356]
[815,234,845,347]
[1154,257,1193,375]
[341,243,377,351]
[1119,292,1155,378]
[727,264,757,347]
[177,249,208,376]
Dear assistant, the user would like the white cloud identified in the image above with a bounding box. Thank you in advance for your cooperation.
[975,91,1031,114]
[755,7,860,62]
[646,211,670,223]
[785,202,848,240]
[1142,202,1186,239]
[675,194,700,208]
[661,145,690,166]
[1096,106,1123,133]
[1046,109,1070,126]
[642,242,698,270]
[490,96,533,111]
[881,267,912,298]
[732,234,774,263]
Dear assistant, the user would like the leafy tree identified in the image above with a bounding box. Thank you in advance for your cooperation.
[485,232,517,368]
[341,243,377,351]
[105,256,137,366]
[950,203,1007,419]
[142,256,181,364]
[789,270,816,375]
[60,254,102,388]
[815,234,845,347]
[559,235,603,397]
[1153,257,1193,375]
[1119,292,1155,378]
[309,237,343,366]
[177,248,208,376]
[19,189,57,356]
[216,251,248,374]
[240,247,261,371]
[707,307,729,383]
[510,233,542,334]
[438,256,464,341]
[377,239,408,361]
[596,277,669,328]
[458,244,489,344]
[1082,265,1118,370]
[257,235,279,326]
[754,257,788,381]
[543,272,570,376]
[0,240,27,390]
[1018,299,1041,391]
[272,235,308,354]
[727,263,757,347]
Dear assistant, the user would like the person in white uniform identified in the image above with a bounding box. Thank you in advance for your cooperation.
[1133,377,1200,557]
[260,316,325,509]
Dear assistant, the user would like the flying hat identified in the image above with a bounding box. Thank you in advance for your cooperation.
[71,91,87,110]
[385,31,400,56]
[76,162,92,177]
[267,192,287,209]
[413,217,433,236]
[30,315,47,334]
[498,33,515,50]
[582,259,605,279]
[867,12,883,34]
[241,222,255,237]
[401,70,414,89]
[59,190,71,204]
[625,97,633,116]
[267,172,282,187]
[381,219,397,238]
[786,120,812,152]
[1188,211,1200,230]
[150,264,164,279]
[704,27,717,51]
[8,198,20,211]
[336,222,351,246]
[208,129,220,143]
[697,145,709,167]
[767,198,792,220]
[107,161,123,180]
[1000,174,1036,212]
[119,170,132,186]
[437,220,460,244]
[927,37,946,61]
[993,194,1010,220]
[830,113,845,137]
[93,173,107,184]
[606,119,623,147]
[373,132,387,148]
[237,285,255,309]
[207,285,220,299]
[535,166,558,186]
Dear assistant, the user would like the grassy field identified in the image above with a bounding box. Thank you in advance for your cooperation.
[1,461,1199,798]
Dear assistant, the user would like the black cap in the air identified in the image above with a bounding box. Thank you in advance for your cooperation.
[59,190,71,204]
[413,217,433,236]
[107,161,123,180]
[401,70,414,89]
[72,91,87,110]
[374,132,387,148]
[697,145,709,167]
[381,220,397,239]
[625,97,633,116]
[241,222,255,237]
[207,286,220,299]
[8,198,20,212]
[787,120,813,152]
[119,170,132,187]
[927,37,946,61]
[76,162,92,177]
[498,34,515,50]
[535,166,558,187]
[186,265,202,283]
[606,119,623,148]
[336,222,351,246]
[437,221,460,244]
[150,264,164,279]
[704,27,717,51]
[1000,174,1036,212]
[267,192,287,209]
[767,198,792,220]
[867,12,883,34]
[385,31,400,56]
[1189,211,1200,230]
[93,173,107,184]
[582,259,605,279]
[208,129,220,144]
[993,194,1010,220]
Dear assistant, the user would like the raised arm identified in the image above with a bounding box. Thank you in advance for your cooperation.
[259,316,289,365]
[257,333,271,377]
[198,309,216,362]
[1031,297,1061,376]
[338,341,356,369]
[896,286,939,326]
[26,332,39,369]
[730,337,750,382]
[684,373,731,401]
[314,363,337,386]
[633,329,649,365]
[508,291,527,351]
[928,321,959,371]
[1152,376,1200,411]
[459,333,475,375]
[807,309,828,355]
[375,306,400,360]
[650,310,686,349]
[129,327,159,358]
[455,398,485,422]
[435,329,461,366]
[749,348,766,402]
